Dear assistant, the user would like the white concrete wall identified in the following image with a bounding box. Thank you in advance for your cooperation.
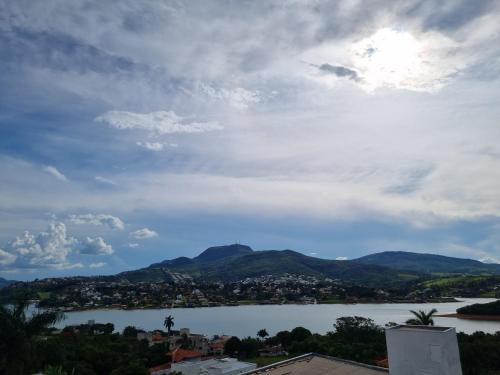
[386,326,462,375]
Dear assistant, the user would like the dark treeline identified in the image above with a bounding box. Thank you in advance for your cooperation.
[457,300,500,316]
[224,316,500,375]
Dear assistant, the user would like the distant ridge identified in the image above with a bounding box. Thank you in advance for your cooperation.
[0,277,16,289]
[194,244,253,262]
[116,244,419,287]
[355,251,500,275]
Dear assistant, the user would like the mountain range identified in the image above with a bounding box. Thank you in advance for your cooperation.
[113,244,500,286]
[356,251,500,275]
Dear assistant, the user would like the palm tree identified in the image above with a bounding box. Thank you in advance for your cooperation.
[0,294,63,375]
[406,309,438,326]
[257,328,269,340]
[164,315,174,335]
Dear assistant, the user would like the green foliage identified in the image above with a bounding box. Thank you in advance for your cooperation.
[224,336,241,356]
[458,332,500,375]
[0,293,63,375]
[457,300,500,316]
[289,327,312,342]
[406,309,438,326]
[257,329,269,339]
[123,326,139,337]
[239,337,261,358]
[164,315,174,334]
[109,362,149,375]
[333,316,383,341]
[44,365,75,375]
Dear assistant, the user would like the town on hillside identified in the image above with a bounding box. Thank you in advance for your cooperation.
[4,272,498,311]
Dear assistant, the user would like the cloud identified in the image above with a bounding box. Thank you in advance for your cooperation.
[128,243,140,248]
[309,252,317,256]
[318,64,360,82]
[0,249,17,266]
[335,256,348,261]
[95,176,116,185]
[130,228,158,239]
[43,166,68,181]
[0,222,115,270]
[69,213,125,230]
[136,141,164,151]
[479,256,500,264]
[95,111,222,135]
[89,261,106,268]
[79,236,113,255]
[2,222,78,269]
[198,84,260,110]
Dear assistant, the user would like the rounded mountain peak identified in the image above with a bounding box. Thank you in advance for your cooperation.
[195,244,253,262]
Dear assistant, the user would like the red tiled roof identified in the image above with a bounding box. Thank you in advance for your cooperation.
[210,342,225,349]
[169,348,203,363]
[375,358,389,368]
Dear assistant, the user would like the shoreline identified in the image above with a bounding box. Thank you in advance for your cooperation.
[436,313,500,322]
[56,298,461,313]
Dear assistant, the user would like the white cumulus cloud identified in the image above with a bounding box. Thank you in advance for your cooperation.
[69,213,124,230]
[3,222,78,269]
[79,236,113,255]
[479,256,500,264]
[0,222,115,270]
[130,228,158,239]
[0,248,17,266]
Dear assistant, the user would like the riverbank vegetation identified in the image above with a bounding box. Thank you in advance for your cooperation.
[457,300,500,316]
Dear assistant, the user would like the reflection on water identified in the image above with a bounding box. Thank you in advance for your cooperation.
[55,298,500,337]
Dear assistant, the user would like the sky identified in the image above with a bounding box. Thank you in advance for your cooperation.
[1,0,500,281]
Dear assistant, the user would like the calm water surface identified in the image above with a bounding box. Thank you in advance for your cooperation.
[55,298,500,337]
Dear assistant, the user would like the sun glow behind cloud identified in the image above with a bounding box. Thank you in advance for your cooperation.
[351,28,461,92]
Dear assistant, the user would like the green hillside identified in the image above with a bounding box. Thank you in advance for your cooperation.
[355,251,500,275]
[117,245,419,287]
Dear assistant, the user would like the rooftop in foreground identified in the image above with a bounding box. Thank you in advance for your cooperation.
[241,353,388,375]
[388,325,454,332]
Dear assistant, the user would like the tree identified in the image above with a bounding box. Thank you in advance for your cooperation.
[332,316,382,341]
[109,361,149,375]
[224,336,242,356]
[290,327,312,343]
[123,326,139,337]
[164,315,174,335]
[257,329,269,340]
[275,330,292,348]
[44,365,75,375]
[406,309,438,326]
[0,294,63,374]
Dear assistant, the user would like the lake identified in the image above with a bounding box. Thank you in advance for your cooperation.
[55,298,500,337]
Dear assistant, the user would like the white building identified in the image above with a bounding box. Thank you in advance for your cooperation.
[171,357,257,375]
[385,325,462,375]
